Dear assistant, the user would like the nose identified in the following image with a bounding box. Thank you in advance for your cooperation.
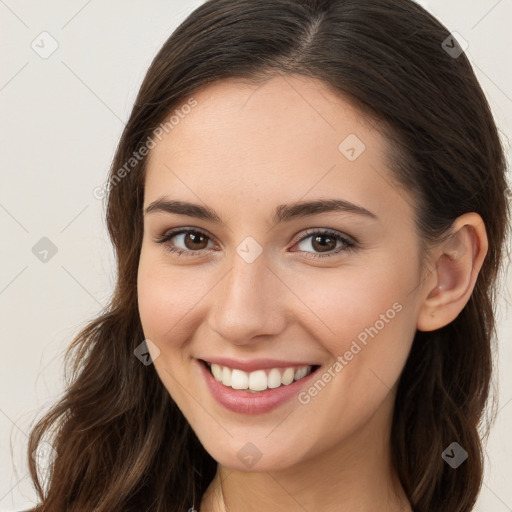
[207,251,288,346]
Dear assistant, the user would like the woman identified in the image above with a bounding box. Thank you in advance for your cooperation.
[25,0,510,511]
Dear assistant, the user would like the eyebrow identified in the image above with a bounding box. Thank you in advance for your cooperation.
[144,197,378,225]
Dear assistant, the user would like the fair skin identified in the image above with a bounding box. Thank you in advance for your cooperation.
[137,74,488,512]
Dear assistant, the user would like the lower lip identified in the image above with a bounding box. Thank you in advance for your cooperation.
[197,359,320,415]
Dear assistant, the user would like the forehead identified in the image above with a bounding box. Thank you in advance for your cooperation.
[144,74,411,228]
[149,74,381,163]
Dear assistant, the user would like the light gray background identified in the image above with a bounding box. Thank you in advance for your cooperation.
[1,1,511,510]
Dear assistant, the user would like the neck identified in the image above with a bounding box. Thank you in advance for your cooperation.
[200,392,411,512]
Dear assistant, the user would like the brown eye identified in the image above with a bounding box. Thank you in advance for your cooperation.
[309,234,338,253]
[155,228,216,257]
[182,231,209,250]
[292,229,356,260]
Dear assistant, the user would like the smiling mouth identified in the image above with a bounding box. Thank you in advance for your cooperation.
[200,359,321,393]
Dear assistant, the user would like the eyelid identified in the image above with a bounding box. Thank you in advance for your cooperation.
[154,226,357,259]
[291,227,357,246]
[155,227,217,250]
[155,226,357,245]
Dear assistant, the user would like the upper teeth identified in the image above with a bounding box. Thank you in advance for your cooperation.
[208,363,313,392]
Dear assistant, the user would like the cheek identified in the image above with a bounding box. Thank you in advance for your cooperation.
[137,250,211,342]
[136,250,207,402]
[287,269,416,440]
[287,254,417,350]
[287,255,418,410]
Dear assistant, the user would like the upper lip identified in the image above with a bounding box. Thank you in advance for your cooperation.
[199,357,320,373]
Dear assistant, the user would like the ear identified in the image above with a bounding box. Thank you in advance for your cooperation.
[416,212,488,332]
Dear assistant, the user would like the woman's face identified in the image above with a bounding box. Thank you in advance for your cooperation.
[137,75,427,471]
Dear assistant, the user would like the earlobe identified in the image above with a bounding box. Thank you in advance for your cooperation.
[416,213,488,332]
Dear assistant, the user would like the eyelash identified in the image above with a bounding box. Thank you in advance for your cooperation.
[154,227,357,260]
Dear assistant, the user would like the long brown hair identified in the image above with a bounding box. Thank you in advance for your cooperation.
[26,1,510,511]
